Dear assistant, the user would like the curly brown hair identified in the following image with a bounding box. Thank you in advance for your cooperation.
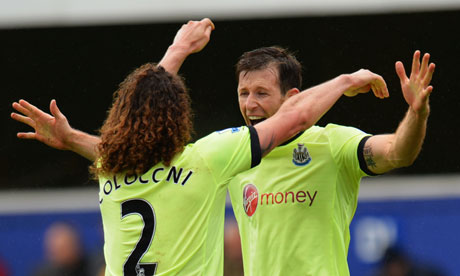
[90,63,193,178]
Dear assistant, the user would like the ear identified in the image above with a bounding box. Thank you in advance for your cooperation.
[285,88,300,98]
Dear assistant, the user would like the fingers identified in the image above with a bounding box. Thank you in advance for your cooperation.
[13,99,54,124]
[10,112,35,128]
[345,78,388,99]
[423,63,436,87]
[204,25,213,39]
[50,99,64,119]
[370,83,379,98]
[12,101,31,117]
[17,132,37,140]
[184,18,214,31]
[200,18,215,39]
[382,81,389,98]
[410,50,421,77]
[406,50,435,87]
[371,82,387,99]
[201,18,215,30]
[347,70,388,99]
[175,18,215,54]
[395,61,408,83]
[419,52,430,78]
[18,99,47,119]
[424,85,434,97]
[368,73,388,99]
[377,79,389,98]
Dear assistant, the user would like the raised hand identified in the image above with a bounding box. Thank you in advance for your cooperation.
[11,99,72,150]
[395,50,435,115]
[172,18,215,55]
[343,69,389,99]
[160,18,215,74]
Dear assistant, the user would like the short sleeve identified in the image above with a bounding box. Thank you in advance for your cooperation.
[325,124,372,179]
[194,126,261,184]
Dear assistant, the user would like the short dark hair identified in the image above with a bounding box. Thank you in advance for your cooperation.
[235,46,302,94]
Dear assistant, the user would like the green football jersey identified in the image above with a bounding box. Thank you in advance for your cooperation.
[228,124,372,276]
[99,126,260,276]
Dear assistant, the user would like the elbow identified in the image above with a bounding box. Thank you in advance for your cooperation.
[402,155,418,167]
[397,159,415,168]
[384,139,420,169]
[298,109,315,132]
[294,116,314,135]
[391,156,416,169]
[280,109,313,135]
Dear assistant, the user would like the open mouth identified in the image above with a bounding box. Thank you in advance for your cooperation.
[248,116,266,126]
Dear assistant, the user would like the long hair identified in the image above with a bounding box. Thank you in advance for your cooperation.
[90,63,193,178]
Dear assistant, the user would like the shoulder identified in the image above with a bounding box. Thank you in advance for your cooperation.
[324,123,364,133]
[188,126,255,164]
[195,126,248,146]
[323,123,369,141]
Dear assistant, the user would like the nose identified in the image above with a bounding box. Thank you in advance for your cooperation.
[245,93,258,111]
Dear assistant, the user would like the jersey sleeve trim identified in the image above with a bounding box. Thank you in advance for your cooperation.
[357,135,379,176]
[248,126,262,168]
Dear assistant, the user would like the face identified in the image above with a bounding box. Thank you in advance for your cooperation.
[237,66,288,126]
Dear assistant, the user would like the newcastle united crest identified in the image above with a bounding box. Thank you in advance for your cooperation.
[292,143,311,166]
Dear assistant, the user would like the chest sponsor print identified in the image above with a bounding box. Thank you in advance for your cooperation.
[242,183,318,216]
[243,184,259,217]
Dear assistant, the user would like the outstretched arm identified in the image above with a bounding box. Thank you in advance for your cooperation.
[255,69,389,155]
[11,19,215,160]
[11,99,100,161]
[362,50,435,174]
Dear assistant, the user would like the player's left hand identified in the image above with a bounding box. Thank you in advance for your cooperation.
[172,18,215,55]
[395,50,435,116]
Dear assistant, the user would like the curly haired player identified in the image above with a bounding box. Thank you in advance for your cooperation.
[12,19,390,276]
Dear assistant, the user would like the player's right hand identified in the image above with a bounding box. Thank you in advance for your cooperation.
[344,69,389,99]
[11,99,72,150]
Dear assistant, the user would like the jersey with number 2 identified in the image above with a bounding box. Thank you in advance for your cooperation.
[98,126,260,276]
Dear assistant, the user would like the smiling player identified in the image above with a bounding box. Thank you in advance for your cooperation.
[11,20,390,276]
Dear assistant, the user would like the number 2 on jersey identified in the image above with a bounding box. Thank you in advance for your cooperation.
[121,199,158,276]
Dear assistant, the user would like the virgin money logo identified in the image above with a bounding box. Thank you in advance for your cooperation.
[243,184,258,217]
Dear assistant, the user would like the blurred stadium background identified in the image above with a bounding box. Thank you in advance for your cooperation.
[1,0,460,275]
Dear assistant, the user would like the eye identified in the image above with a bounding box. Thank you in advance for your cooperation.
[239,91,249,97]
[257,91,268,97]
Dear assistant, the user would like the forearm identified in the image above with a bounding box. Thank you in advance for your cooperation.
[158,45,190,74]
[283,74,352,133]
[388,107,429,167]
[65,129,101,161]
[257,74,352,154]
[159,19,214,74]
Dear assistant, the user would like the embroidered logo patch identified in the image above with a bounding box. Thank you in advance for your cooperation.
[292,143,311,166]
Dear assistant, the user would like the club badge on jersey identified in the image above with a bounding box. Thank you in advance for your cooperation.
[292,143,311,166]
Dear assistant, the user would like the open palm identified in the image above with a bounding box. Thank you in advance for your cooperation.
[11,99,72,150]
[396,50,435,115]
